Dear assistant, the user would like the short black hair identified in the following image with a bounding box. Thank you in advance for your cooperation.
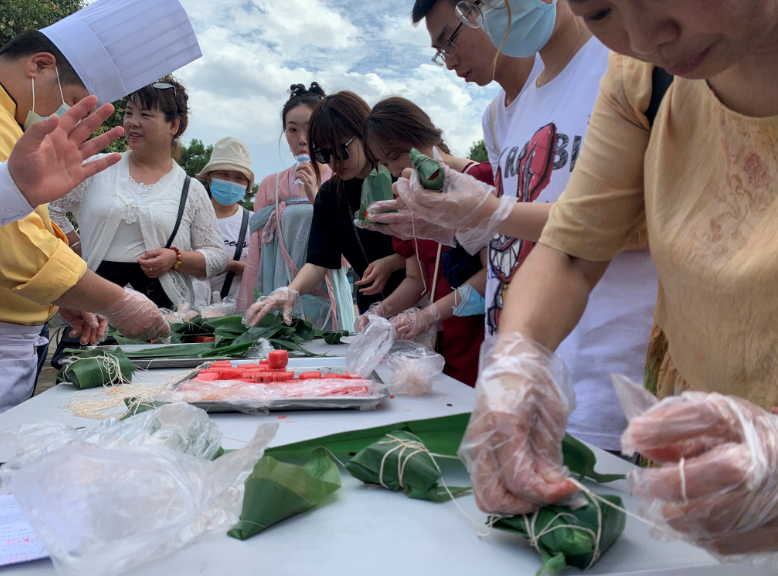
[0,30,83,87]
[411,0,457,24]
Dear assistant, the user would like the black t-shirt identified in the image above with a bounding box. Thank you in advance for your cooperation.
[307,177,405,313]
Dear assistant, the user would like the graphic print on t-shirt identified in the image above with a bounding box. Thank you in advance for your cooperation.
[487,123,557,332]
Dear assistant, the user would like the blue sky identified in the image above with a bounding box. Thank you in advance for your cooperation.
[167,0,501,183]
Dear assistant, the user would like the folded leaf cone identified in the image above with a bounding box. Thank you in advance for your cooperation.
[410,148,444,191]
[228,448,341,540]
[359,165,394,224]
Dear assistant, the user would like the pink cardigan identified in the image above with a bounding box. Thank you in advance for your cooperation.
[237,165,333,311]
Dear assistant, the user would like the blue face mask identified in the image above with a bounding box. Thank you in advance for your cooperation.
[452,283,486,317]
[210,178,247,206]
[481,0,557,58]
[23,66,71,132]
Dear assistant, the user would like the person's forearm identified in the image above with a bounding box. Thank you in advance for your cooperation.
[498,244,610,351]
[380,276,427,316]
[385,253,406,273]
[52,269,125,313]
[288,263,328,296]
[494,202,554,242]
[177,250,208,277]
[434,268,487,321]
[66,230,82,257]
[226,260,246,276]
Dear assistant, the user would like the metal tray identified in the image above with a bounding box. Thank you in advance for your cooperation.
[158,358,388,412]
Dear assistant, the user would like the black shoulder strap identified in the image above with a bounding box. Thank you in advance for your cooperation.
[165,175,190,249]
[220,208,250,300]
[645,67,674,128]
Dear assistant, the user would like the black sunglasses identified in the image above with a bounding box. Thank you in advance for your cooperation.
[312,136,357,165]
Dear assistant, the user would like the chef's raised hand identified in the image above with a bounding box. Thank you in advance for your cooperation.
[8,96,124,207]
[459,333,579,515]
[623,392,778,556]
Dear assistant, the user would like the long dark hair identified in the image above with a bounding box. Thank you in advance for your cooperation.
[309,91,372,192]
[364,96,451,164]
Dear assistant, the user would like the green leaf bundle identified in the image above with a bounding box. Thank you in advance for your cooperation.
[358,165,394,224]
[57,349,136,390]
[410,148,444,191]
[344,430,470,502]
[228,448,341,540]
[491,495,627,576]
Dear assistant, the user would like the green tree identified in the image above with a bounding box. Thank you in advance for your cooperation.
[178,138,213,178]
[0,0,85,47]
[467,139,489,163]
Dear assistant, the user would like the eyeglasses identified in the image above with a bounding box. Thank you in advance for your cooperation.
[455,0,505,29]
[431,22,463,66]
[312,136,357,165]
[152,82,176,95]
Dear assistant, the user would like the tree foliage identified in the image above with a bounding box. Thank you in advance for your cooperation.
[178,138,213,178]
[467,139,489,163]
[0,0,85,47]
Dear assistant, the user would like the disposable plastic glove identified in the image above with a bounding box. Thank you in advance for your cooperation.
[355,301,393,334]
[390,304,443,341]
[622,391,778,557]
[98,288,170,341]
[359,202,456,246]
[246,287,299,326]
[394,165,500,229]
[455,194,517,255]
[459,333,579,515]
[58,308,108,345]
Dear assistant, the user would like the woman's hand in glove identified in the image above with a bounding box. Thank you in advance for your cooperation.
[246,287,299,326]
[360,201,456,246]
[58,308,108,345]
[355,301,393,333]
[390,304,443,340]
[98,288,170,341]
[623,392,778,556]
[458,333,579,515]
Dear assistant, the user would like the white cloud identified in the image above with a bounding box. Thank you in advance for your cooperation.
[165,0,500,179]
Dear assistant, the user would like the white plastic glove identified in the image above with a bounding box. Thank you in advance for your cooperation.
[458,333,579,515]
[622,391,778,557]
[355,301,393,334]
[390,304,443,341]
[358,202,457,246]
[455,194,518,255]
[246,287,299,326]
[98,288,170,341]
[58,308,108,346]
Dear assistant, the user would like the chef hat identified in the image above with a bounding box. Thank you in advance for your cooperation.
[41,0,202,105]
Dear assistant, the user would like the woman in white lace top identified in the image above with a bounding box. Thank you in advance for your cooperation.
[49,79,227,308]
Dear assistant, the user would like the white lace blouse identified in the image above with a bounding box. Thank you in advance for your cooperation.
[49,152,228,307]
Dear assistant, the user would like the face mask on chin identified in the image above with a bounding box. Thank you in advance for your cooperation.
[481,0,558,58]
[23,66,71,132]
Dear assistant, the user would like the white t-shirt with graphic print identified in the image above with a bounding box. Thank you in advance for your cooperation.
[485,37,658,450]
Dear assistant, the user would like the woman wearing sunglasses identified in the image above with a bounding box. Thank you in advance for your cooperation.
[400,0,657,453]
[50,79,227,310]
[245,91,406,327]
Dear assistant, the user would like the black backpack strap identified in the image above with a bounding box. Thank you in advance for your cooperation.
[220,208,250,300]
[645,67,674,128]
[165,175,191,249]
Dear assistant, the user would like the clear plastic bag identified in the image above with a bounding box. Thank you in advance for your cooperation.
[346,314,395,378]
[10,418,277,576]
[200,292,237,319]
[0,403,223,492]
[386,340,445,396]
[247,338,274,359]
[160,302,199,326]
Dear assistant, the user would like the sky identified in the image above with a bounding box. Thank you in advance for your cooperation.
[163,0,500,183]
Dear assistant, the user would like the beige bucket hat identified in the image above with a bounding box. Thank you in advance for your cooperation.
[197,137,255,191]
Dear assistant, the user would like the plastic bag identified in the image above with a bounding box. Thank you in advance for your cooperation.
[346,314,395,377]
[0,403,224,492]
[614,374,778,560]
[200,292,237,319]
[160,302,199,326]
[247,338,274,359]
[386,340,445,396]
[9,418,277,576]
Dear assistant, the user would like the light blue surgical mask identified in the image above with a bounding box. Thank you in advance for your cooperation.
[481,0,557,58]
[210,177,247,206]
[23,66,70,132]
[452,283,486,317]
